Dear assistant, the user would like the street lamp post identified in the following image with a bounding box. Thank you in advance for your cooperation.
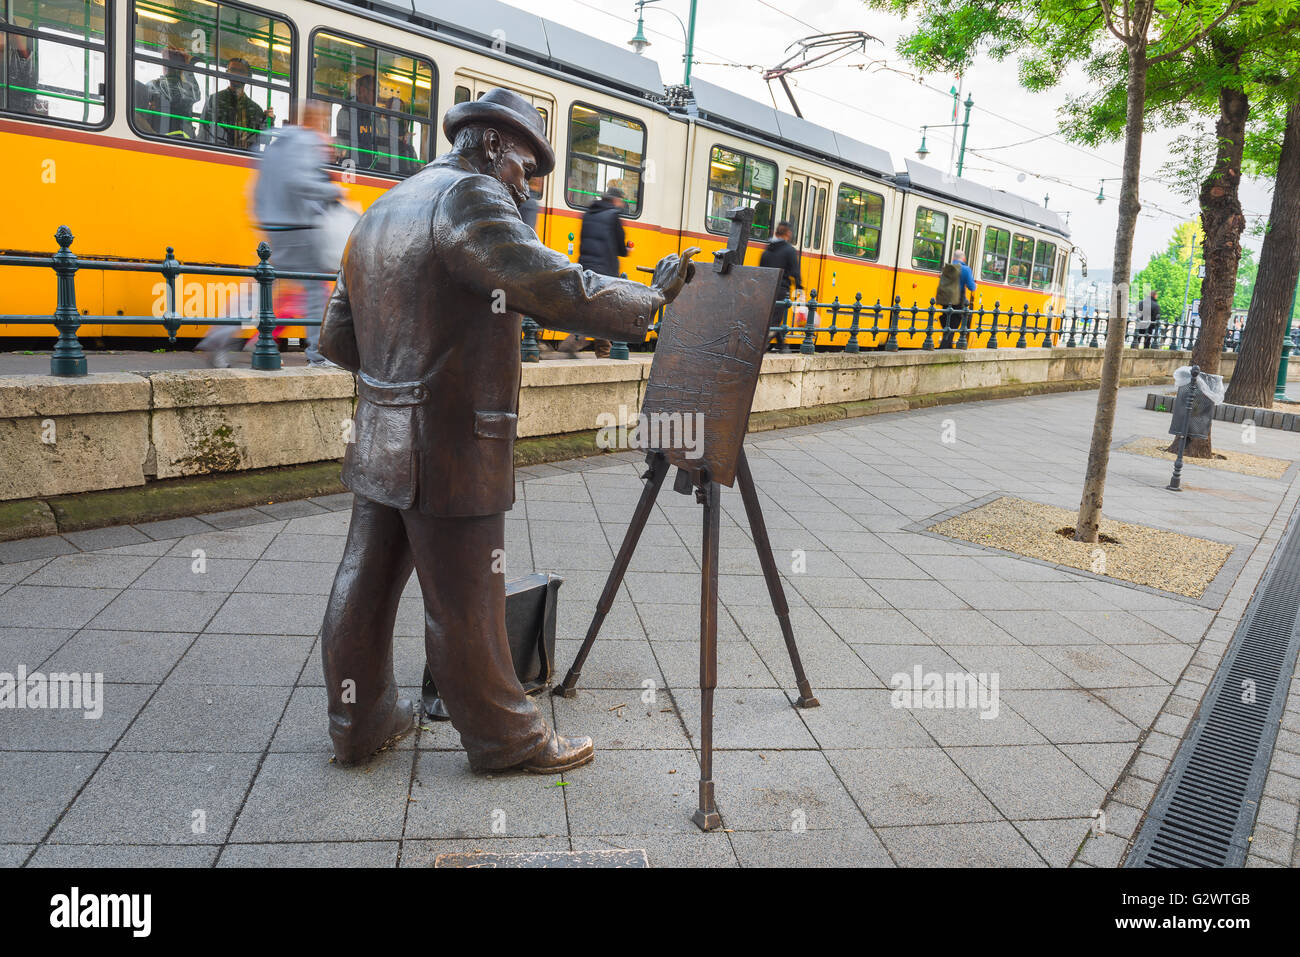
[916,94,974,177]
[1275,277,1297,402]
[629,0,699,87]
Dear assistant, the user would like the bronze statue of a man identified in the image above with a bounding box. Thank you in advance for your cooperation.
[317,88,696,772]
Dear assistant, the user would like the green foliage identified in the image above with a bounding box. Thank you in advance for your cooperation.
[1132,219,1205,319]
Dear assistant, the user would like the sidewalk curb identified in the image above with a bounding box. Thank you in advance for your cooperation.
[0,373,1172,542]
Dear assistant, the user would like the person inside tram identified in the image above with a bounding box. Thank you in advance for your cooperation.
[201,57,275,150]
[145,45,201,139]
[335,73,406,173]
[0,15,39,115]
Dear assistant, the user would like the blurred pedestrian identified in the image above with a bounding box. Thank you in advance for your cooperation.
[560,185,629,358]
[1136,289,1161,348]
[254,99,346,367]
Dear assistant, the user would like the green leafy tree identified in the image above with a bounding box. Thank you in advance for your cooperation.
[867,0,1270,540]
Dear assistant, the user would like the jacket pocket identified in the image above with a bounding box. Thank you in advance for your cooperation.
[473,410,518,440]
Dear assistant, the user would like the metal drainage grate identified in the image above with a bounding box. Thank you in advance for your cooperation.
[1128,500,1300,868]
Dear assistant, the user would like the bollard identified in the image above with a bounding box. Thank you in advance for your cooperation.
[800,291,818,355]
[250,241,282,371]
[161,246,182,343]
[50,225,87,377]
[844,292,862,354]
[1167,365,1200,492]
[521,316,541,362]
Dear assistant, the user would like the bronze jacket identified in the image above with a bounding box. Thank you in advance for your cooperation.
[319,152,663,517]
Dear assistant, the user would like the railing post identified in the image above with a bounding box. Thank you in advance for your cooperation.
[160,246,182,343]
[250,241,282,371]
[776,299,791,354]
[50,225,87,377]
[609,273,630,359]
[1016,305,1029,348]
[1089,314,1101,348]
[1040,309,1052,348]
[521,316,541,362]
[844,292,862,354]
[987,302,1000,350]
[800,290,818,355]
[957,299,971,350]
[923,298,936,351]
[884,296,900,352]
[1065,309,1077,348]
[829,295,842,352]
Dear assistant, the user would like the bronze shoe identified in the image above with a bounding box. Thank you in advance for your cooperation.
[522,731,594,773]
[332,696,417,766]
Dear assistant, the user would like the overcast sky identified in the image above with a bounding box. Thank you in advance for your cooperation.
[507,0,1276,276]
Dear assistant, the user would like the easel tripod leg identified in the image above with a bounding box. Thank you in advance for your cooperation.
[555,452,669,697]
[693,478,723,831]
[736,450,819,709]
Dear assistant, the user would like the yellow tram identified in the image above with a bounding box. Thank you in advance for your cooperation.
[0,0,1072,347]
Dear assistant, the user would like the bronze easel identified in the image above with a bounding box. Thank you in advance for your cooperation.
[554,209,819,831]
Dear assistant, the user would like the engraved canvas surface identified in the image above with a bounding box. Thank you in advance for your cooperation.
[641,263,781,486]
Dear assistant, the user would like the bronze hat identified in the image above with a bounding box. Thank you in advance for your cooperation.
[443,87,555,177]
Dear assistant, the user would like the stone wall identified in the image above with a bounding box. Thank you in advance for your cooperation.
[0,347,1279,502]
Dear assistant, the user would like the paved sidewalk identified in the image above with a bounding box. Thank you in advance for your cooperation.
[1,386,1297,867]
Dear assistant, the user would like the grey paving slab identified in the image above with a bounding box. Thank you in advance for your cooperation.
[947,745,1107,819]
[553,637,663,690]
[553,688,693,750]
[203,593,324,636]
[217,841,399,867]
[1034,644,1165,688]
[88,588,227,633]
[119,682,292,752]
[794,688,932,749]
[133,516,216,541]
[399,837,570,867]
[571,832,738,867]
[750,631,880,689]
[674,688,819,750]
[198,507,281,531]
[709,750,864,831]
[261,533,348,563]
[41,630,195,684]
[168,634,315,686]
[876,821,1046,867]
[29,844,220,867]
[133,557,254,593]
[827,747,1001,826]
[1002,690,1142,744]
[655,637,777,689]
[0,845,34,867]
[818,607,931,645]
[0,626,76,669]
[22,553,156,590]
[0,585,118,629]
[52,751,260,845]
[0,752,101,843]
[727,826,893,867]
[0,682,152,751]
[562,749,704,835]
[1015,818,1092,868]
[944,645,1077,690]
[61,525,153,551]
[235,559,336,595]
[404,751,569,839]
[0,557,52,584]
[256,500,328,520]
[230,750,413,843]
[0,536,77,564]
[908,700,1048,747]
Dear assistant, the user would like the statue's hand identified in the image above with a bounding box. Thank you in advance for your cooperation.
[651,247,700,304]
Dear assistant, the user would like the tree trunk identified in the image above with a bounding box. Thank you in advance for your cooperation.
[1180,57,1248,458]
[1076,39,1147,543]
[1224,94,1300,408]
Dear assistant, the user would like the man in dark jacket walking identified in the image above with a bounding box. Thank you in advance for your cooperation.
[1136,289,1161,348]
[759,221,803,350]
[561,186,629,358]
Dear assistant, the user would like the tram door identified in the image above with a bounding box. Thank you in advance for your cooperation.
[451,74,555,236]
[779,171,832,300]
[951,220,980,273]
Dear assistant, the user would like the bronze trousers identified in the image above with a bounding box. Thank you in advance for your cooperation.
[321,495,550,769]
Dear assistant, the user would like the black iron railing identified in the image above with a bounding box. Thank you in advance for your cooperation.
[0,225,335,375]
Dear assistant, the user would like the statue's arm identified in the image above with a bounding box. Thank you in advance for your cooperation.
[318,267,360,371]
[442,176,663,342]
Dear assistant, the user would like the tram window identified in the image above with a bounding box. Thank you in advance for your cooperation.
[310,30,435,177]
[1008,233,1035,287]
[806,186,824,250]
[1032,240,1056,290]
[2,0,108,126]
[130,0,291,150]
[982,226,1010,282]
[781,178,803,243]
[833,185,882,261]
[565,102,646,217]
[454,84,470,103]
[911,206,947,271]
[706,145,775,239]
